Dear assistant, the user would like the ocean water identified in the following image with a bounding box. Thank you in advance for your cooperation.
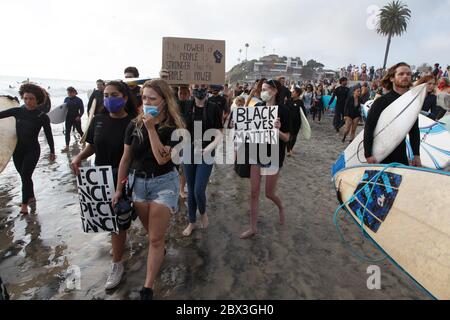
[0,75,94,109]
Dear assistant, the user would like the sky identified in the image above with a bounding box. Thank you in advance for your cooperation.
[0,0,449,81]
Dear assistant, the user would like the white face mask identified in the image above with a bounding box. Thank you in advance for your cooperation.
[261,91,273,102]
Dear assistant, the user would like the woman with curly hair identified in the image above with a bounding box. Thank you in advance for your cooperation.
[0,83,55,214]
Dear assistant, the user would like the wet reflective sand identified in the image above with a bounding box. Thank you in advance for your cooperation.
[0,116,428,300]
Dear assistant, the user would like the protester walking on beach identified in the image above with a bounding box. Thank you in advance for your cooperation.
[176,85,191,199]
[329,77,349,132]
[61,87,84,152]
[113,79,185,300]
[286,86,303,157]
[312,84,324,122]
[342,87,362,143]
[0,84,55,214]
[180,84,224,237]
[240,79,290,239]
[208,85,229,124]
[87,79,106,116]
[302,84,314,116]
[364,62,421,166]
[71,81,137,290]
[124,66,143,111]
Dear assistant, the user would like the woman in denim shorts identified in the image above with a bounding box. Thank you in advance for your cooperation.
[113,79,185,300]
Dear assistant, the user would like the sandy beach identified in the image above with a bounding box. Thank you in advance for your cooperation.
[0,113,429,300]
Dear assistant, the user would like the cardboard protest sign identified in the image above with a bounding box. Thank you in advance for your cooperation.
[162,37,225,85]
[76,166,118,234]
[233,106,279,144]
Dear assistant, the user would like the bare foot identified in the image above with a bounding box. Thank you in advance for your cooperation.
[200,213,209,229]
[182,223,196,237]
[28,198,36,211]
[20,204,29,215]
[240,229,258,239]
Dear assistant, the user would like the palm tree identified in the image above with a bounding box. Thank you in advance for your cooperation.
[377,0,411,69]
[245,43,249,61]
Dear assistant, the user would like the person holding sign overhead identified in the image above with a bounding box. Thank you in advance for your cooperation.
[240,79,291,239]
[179,84,224,237]
[113,79,185,300]
[71,80,137,290]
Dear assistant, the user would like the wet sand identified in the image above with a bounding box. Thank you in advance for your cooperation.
[0,115,429,300]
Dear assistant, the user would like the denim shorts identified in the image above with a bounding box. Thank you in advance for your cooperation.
[130,170,179,214]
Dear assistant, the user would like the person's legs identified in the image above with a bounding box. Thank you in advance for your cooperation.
[111,230,127,263]
[240,165,261,239]
[143,202,171,293]
[265,172,284,225]
[63,119,73,151]
[333,107,342,132]
[19,148,40,209]
[193,163,213,228]
[342,117,352,142]
[179,168,187,199]
[288,134,298,155]
[74,120,84,137]
[350,117,360,141]
[183,164,197,236]
[13,151,28,213]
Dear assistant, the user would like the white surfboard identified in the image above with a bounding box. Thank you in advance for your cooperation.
[80,98,96,144]
[440,114,450,131]
[334,165,450,300]
[299,107,311,140]
[363,99,450,170]
[405,115,450,170]
[0,96,19,173]
[47,103,68,124]
[331,84,427,176]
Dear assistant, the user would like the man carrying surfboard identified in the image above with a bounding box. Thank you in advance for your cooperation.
[364,62,422,167]
[329,77,349,133]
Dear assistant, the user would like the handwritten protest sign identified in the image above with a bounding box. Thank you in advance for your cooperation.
[76,166,117,234]
[233,106,279,144]
[162,37,225,85]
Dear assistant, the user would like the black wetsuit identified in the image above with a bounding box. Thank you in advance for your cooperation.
[0,107,55,204]
[364,90,420,165]
[329,86,349,131]
[287,98,304,152]
[64,96,84,145]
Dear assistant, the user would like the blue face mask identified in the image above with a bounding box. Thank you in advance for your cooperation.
[104,96,125,113]
[143,105,160,117]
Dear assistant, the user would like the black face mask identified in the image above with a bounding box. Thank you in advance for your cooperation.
[194,89,207,100]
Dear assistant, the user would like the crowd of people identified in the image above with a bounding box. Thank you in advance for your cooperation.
[1,60,449,300]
